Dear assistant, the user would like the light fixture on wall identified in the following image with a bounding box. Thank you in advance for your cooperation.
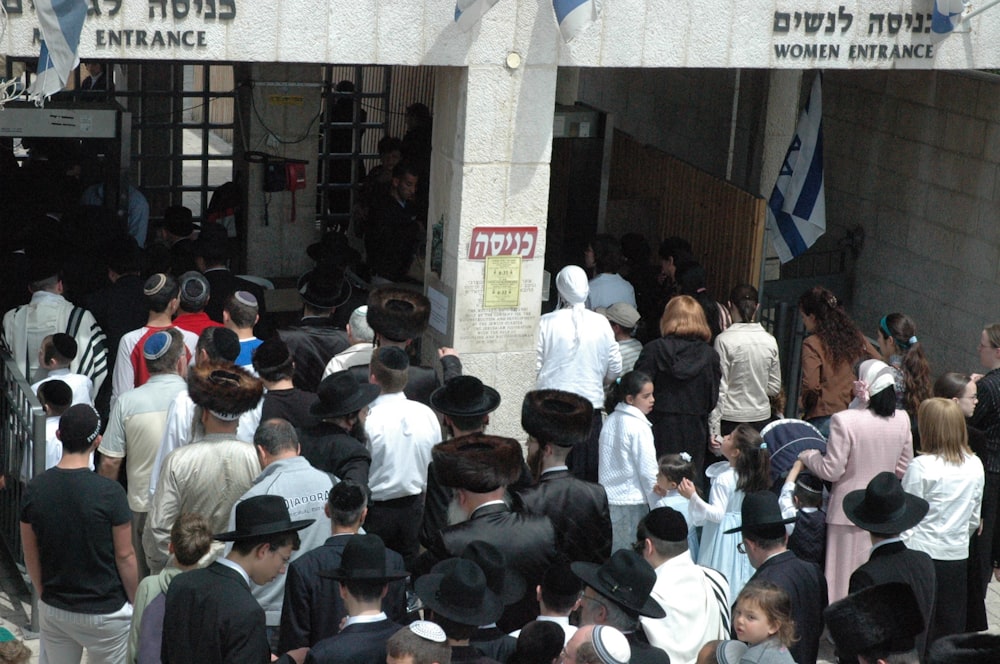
[505,52,522,70]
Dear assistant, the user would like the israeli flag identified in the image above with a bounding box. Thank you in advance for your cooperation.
[455,0,503,31]
[768,74,825,264]
[553,0,601,41]
[28,0,88,104]
[931,0,967,34]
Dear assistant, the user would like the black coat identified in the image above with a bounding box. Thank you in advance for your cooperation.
[279,535,408,651]
[349,353,462,407]
[627,631,672,664]
[305,618,401,664]
[278,317,350,392]
[422,503,559,632]
[516,468,612,565]
[748,550,827,664]
[163,562,293,664]
[848,540,936,662]
[297,422,371,486]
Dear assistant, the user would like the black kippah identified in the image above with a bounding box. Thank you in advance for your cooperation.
[644,507,688,542]
[51,333,77,360]
[377,346,409,371]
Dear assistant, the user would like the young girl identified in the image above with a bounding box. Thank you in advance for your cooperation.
[902,397,985,642]
[652,452,700,558]
[678,424,771,604]
[876,313,932,445]
[717,580,796,664]
[599,370,659,553]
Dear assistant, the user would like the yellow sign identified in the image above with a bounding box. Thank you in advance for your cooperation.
[483,256,522,309]
[268,95,305,106]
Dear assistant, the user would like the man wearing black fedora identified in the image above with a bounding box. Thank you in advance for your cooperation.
[278,263,351,393]
[162,494,314,663]
[844,472,935,662]
[305,534,409,664]
[297,370,377,486]
[571,549,670,664]
[418,434,558,632]
[348,287,462,407]
[415,558,505,664]
[420,375,504,549]
[725,491,826,664]
[824,582,924,664]
[517,389,612,565]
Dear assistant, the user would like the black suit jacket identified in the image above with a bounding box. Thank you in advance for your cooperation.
[748,549,827,664]
[203,267,268,333]
[297,421,372,486]
[279,535,408,651]
[516,468,613,565]
[422,502,559,632]
[163,562,292,664]
[305,618,401,664]
[627,631,672,664]
[278,318,350,392]
[848,540,936,661]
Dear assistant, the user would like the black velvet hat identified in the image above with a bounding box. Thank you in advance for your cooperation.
[430,376,501,417]
[310,371,380,419]
[214,495,315,542]
[724,491,796,538]
[415,558,504,626]
[571,550,666,619]
[521,390,594,447]
[824,583,924,659]
[843,472,929,535]
[319,534,409,582]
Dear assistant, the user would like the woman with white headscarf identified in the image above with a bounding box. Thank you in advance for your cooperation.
[794,358,914,603]
[536,265,623,482]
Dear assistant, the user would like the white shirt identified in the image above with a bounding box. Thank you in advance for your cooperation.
[365,392,441,501]
[902,452,984,560]
[687,462,736,526]
[709,323,781,437]
[32,369,94,406]
[598,403,658,506]
[587,273,636,310]
[111,325,198,408]
[537,306,622,408]
[343,612,388,628]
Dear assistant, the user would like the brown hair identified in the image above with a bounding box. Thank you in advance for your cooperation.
[371,347,408,393]
[735,580,796,648]
[170,513,213,566]
[659,295,711,341]
[917,397,972,465]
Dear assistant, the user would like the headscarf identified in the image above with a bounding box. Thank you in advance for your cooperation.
[555,266,590,352]
[849,359,896,409]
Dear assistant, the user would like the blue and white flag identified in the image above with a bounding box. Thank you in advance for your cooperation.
[455,0,503,31]
[768,74,825,264]
[931,0,968,34]
[28,0,88,104]
[553,0,601,41]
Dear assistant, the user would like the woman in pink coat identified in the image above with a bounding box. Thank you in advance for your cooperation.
[794,359,913,603]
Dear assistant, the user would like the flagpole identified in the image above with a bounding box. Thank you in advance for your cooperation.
[962,0,1000,22]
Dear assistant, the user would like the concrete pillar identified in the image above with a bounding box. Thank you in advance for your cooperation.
[759,70,803,279]
[423,62,558,439]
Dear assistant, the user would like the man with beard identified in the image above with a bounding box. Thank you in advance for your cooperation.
[516,390,612,566]
[296,371,375,486]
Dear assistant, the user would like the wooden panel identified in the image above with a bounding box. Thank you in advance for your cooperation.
[608,129,765,300]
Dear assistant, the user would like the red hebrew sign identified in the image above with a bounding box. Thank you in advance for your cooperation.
[469,226,538,260]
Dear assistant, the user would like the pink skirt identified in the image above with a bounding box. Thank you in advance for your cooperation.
[825,523,871,604]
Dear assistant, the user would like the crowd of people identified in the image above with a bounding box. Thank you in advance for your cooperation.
[5,217,1000,664]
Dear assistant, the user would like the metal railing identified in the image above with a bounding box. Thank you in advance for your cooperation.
[0,351,46,632]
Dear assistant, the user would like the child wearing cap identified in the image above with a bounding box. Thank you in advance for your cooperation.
[31,333,95,405]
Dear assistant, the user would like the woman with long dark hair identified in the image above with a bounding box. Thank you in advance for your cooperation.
[876,313,932,440]
[797,287,878,437]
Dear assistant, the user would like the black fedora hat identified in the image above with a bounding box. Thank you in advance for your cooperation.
[824,582,924,658]
[310,371,380,419]
[296,265,350,310]
[724,491,796,538]
[415,558,504,626]
[319,534,409,582]
[430,376,501,418]
[432,541,526,606]
[843,472,929,535]
[214,495,315,542]
[192,222,230,260]
[571,550,666,619]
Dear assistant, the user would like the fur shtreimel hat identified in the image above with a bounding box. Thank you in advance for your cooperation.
[433,434,523,493]
[521,390,594,447]
[928,633,1000,664]
[367,287,430,342]
[188,361,263,420]
[824,582,924,659]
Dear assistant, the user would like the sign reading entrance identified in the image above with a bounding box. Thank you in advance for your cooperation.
[469,226,538,260]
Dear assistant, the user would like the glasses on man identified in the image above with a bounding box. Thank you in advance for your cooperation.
[736,542,747,555]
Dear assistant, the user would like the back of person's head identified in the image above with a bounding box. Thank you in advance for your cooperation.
[170,513,213,566]
[636,507,690,559]
[252,338,294,383]
[348,305,375,344]
[657,453,695,485]
[657,236,693,262]
[604,370,652,415]
[0,627,31,664]
[619,233,651,265]
[224,291,259,329]
[509,621,565,664]
[933,371,973,400]
[106,235,141,275]
[659,294,710,341]
[793,473,824,509]
[328,479,369,527]
[144,327,185,374]
[378,136,403,156]
[57,404,101,454]
[798,286,867,369]
[143,273,180,313]
[879,313,931,418]
[178,271,211,314]
[196,326,240,363]
[371,346,409,393]
[254,418,299,456]
[728,284,759,323]
[387,622,451,664]
[43,333,77,365]
[732,425,771,493]
[590,234,624,274]
[918,398,971,465]
[539,563,583,614]
[37,379,72,417]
